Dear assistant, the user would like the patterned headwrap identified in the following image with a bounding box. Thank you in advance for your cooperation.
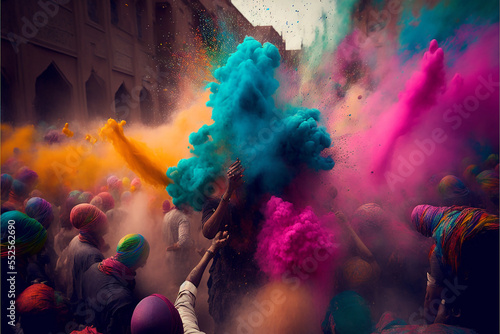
[131,294,183,334]
[1,211,47,258]
[98,234,150,286]
[90,192,115,212]
[115,233,150,268]
[25,197,54,229]
[16,283,66,315]
[476,169,499,197]
[438,175,469,199]
[412,205,499,273]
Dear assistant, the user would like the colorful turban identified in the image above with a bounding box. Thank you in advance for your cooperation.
[15,167,38,189]
[462,164,480,185]
[44,129,63,144]
[16,283,65,315]
[131,294,183,334]
[321,291,372,334]
[476,169,499,197]
[438,175,469,200]
[90,192,115,212]
[412,205,499,273]
[483,153,499,170]
[70,204,107,233]
[121,191,132,204]
[1,211,47,258]
[25,197,54,229]
[1,173,13,201]
[115,234,150,269]
[11,179,28,199]
[130,178,142,192]
[77,191,94,204]
[122,177,131,189]
[107,175,123,192]
[70,326,102,334]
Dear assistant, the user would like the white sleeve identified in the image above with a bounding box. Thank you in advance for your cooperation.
[174,281,206,334]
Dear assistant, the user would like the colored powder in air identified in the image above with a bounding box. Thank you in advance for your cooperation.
[372,39,446,178]
[99,119,171,188]
[255,196,336,280]
[167,37,334,210]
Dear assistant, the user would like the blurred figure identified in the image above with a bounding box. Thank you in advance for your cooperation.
[55,204,109,305]
[163,203,195,286]
[201,159,264,330]
[82,234,150,334]
[321,290,373,334]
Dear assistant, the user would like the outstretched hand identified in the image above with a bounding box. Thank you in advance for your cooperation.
[209,230,230,253]
[227,159,244,194]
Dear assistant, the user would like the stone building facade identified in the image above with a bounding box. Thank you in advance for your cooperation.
[1,0,297,126]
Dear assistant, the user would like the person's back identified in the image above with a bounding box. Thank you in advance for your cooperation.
[82,263,135,334]
[163,208,194,285]
[70,236,104,300]
[81,233,150,334]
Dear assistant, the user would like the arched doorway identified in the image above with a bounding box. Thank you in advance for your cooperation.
[114,83,131,121]
[86,71,106,120]
[34,62,72,124]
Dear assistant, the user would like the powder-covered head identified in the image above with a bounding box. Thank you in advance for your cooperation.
[90,192,115,212]
[115,233,150,269]
[438,175,470,200]
[121,191,132,205]
[162,200,171,214]
[1,174,13,200]
[321,291,372,334]
[476,169,499,197]
[1,211,47,257]
[77,191,94,204]
[15,167,38,189]
[351,203,388,236]
[131,294,183,334]
[25,197,54,229]
[411,205,447,237]
[130,178,142,192]
[70,204,108,234]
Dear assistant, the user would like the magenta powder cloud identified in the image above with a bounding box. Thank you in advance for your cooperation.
[255,196,336,280]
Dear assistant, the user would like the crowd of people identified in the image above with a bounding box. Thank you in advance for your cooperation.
[1,151,499,333]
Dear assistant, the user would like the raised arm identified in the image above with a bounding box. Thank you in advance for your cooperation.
[202,159,244,239]
[186,231,229,288]
[335,211,378,265]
